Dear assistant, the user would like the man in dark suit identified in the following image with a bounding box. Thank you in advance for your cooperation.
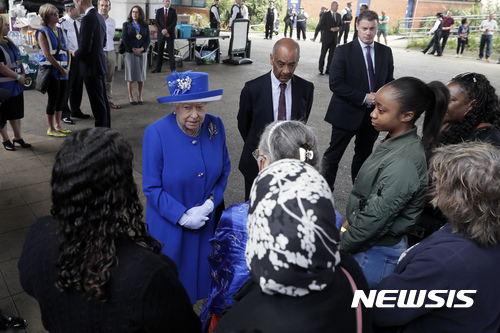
[72,0,110,127]
[322,9,394,191]
[318,1,341,75]
[238,38,314,200]
[152,0,177,73]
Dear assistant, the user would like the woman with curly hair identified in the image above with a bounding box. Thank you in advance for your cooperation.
[410,73,500,246]
[440,72,500,146]
[19,128,201,332]
[374,142,500,332]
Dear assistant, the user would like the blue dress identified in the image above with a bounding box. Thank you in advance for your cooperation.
[142,112,231,303]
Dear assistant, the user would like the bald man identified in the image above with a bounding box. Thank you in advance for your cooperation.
[237,38,314,200]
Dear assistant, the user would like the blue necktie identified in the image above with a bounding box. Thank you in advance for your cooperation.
[366,45,375,92]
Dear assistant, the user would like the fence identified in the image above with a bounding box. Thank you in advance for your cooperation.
[396,15,491,41]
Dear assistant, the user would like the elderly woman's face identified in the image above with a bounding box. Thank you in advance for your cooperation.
[175,102,207,132]
[445,82,474,124]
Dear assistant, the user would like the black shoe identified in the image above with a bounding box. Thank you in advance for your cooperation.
[12,138,31,148]
[420,49,426,54]
[325,70,329,74]
[151,68,161,73]
[319,71,324,75]
[170,68,176,72]
[63,117,75,124]
[0,313,27,329]
[72,113,90,119]
[2,140,15,151]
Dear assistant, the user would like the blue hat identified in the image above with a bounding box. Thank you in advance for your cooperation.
[157,71,223,104]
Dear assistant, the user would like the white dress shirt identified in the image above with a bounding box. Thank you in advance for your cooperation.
[58,14,80,52]
[270,71,292,120]
[210,5,221,23]
[104,16,116,51]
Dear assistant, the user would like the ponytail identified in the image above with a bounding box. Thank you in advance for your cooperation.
[423,81,449,147]
[384,77,448,148]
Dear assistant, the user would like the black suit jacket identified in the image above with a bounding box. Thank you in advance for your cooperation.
[238,71,314,181]
[324,40,394,131]
[155,7,177,41]
[74,7,107,77]
[318,11,342,44]
[122,22,151,52]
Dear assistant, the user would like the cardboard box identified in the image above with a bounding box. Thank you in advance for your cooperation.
[177,14,190,25]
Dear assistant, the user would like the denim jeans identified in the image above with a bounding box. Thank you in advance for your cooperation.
[352,236,408,289]
[479,34,493,58]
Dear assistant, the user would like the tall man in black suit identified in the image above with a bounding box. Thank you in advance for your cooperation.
[322,10,394,191]
[238,38,314,200]
[152,0,177,73]
[318,1,342,75]
[73,0,110,127]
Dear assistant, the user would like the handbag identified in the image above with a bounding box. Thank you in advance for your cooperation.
[35,66,51,94]
[35,27,63,94]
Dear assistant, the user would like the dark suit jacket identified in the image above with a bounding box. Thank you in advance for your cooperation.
[74,7,107,77]
[325,40,394,131]
[238,71,314,181]
[122,21,151,52]
[318,11,342,44]
[155,7,177,41]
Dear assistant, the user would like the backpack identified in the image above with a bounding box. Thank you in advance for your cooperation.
[343,8,352,21]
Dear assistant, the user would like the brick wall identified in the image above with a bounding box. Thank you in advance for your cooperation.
[300,0,476,30]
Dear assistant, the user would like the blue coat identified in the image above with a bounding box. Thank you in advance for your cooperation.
[142,113,231,303]
[374,223,500,332]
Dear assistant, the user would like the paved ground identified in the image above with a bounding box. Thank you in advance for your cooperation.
[1,30,499,332]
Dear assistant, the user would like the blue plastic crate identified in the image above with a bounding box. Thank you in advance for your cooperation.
[177,24,192,38]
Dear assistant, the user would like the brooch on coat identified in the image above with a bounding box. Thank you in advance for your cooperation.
[209,122,218,140]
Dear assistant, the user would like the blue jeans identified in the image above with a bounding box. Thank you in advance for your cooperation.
[479,34,493,58]
[352,236,408,289]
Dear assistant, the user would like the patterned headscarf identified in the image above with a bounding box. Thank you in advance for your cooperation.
[246,159,341,297]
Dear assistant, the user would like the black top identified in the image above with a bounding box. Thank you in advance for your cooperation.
[214,251,373,333]
[18,216,201,333]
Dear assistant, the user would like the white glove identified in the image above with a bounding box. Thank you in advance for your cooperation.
[186,199,214,218]
[178,213,208,230]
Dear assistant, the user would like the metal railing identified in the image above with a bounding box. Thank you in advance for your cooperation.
[396,15,491,41]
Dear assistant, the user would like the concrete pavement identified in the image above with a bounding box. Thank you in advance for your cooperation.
[1,31,499,333]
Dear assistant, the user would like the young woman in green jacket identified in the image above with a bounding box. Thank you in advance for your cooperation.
[341,77,448,288]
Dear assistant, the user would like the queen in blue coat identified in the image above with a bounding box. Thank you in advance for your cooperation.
[143,71,230,304]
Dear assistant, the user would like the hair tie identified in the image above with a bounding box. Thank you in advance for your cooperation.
[299,147,314,162]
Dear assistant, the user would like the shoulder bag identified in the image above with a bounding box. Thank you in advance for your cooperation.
[36,27,63,94]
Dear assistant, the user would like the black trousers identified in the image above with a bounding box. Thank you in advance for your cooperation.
[265,19,274,39]
[296,21,307,40]
[155,36,176,71]
[46,76,68,115]
[338,23,350,44]
[322,108,379,191]
[440,31,450,51]
[284,20,293,37]
[62,55,83,118]
[319,35,337,72]
[84,74,110,127]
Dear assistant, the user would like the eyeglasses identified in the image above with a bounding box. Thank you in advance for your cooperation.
[132,10,139,13]
[50,11,59,16]
[252,149,264,161]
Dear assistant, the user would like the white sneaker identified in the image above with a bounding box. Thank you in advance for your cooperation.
[458,55,462,58]
[455,54,459,58]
